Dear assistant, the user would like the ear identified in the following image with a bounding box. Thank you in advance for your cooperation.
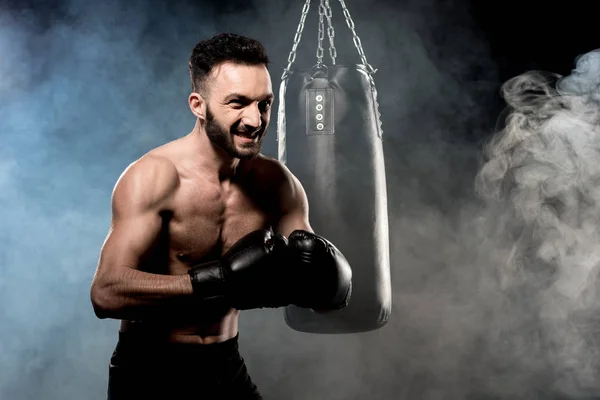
[188,92,207,121]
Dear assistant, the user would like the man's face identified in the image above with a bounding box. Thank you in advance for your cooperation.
[203,62,273,159]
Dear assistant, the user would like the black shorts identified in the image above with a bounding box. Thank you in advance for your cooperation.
[107,331,262,400]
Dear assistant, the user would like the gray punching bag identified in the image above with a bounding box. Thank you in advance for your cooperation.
[277,0,391,334]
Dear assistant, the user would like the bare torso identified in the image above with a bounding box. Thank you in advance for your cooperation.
[120,135,278,344]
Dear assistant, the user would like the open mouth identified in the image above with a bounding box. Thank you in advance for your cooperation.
[234,130,261,141]
[235,132,257,139]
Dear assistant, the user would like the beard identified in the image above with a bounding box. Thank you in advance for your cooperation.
[205,105,264,160]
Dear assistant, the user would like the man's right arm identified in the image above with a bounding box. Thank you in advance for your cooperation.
[90,155,195,321]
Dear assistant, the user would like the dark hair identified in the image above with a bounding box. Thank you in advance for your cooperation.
[188,33,270,96]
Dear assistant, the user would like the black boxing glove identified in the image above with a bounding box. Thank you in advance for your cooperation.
[187,229,290,310]
[287,230,352,310]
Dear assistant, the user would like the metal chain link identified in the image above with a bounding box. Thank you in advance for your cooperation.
[316,0,325,66]
[282,0,375,75]
[282,0,312,79]
[323,0,337,64]
[337,0,382,137]
[337,0,376,74]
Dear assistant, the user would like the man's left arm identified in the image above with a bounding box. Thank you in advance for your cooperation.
[273,169,312,237]
[272,164,352,312]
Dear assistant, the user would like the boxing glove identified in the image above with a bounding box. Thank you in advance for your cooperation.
[187,229,291,310]
[287,230,353,310]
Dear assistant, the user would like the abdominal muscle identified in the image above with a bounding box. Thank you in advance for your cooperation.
[119,311,240,345]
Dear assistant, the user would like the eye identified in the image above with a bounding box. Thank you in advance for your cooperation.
[228,99,244,108]
[259,101,272,112]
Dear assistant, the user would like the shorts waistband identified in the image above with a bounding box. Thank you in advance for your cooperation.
[113,330,240,364]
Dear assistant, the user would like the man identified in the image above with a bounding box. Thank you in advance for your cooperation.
[90,33,352,399]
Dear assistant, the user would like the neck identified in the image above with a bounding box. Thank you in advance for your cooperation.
[187,119,240,180]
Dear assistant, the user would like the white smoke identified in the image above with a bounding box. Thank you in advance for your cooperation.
[475,49,600,396]
[557,49,600,101]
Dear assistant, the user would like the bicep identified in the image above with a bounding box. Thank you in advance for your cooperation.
[274,172,313,237]
[277,211,312,238]
[97,212,163,277]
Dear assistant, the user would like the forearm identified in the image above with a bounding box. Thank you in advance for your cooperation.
[91,267,199,321]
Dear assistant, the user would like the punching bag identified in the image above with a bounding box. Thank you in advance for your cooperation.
[277,0,391,334]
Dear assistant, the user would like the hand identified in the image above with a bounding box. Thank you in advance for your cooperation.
[221,229,290,309]
[188,229,290,310]
[287,230,352,310]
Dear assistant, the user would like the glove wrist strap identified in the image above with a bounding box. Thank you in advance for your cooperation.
[187,260,228,302]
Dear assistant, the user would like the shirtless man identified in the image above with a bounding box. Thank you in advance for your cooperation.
[90,33,352,399]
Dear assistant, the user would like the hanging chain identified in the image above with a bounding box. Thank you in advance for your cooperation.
[282,0,375,75]
[337,0,382,137]
[316,0,326,66]
[282,0,312,79]
[338,0,376,74]
[323,0,337,64]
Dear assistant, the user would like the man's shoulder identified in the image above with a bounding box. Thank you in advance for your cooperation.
[248,154,306,207]
[249,154,295,183]
[123,152,179,181]
[113,152,180,203]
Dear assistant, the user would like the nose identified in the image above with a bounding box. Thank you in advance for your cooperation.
[240,104,262,132]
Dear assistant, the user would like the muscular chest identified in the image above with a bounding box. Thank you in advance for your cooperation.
[169,177,272,263]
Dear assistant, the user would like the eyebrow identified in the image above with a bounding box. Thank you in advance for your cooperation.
[225,93,274,102]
